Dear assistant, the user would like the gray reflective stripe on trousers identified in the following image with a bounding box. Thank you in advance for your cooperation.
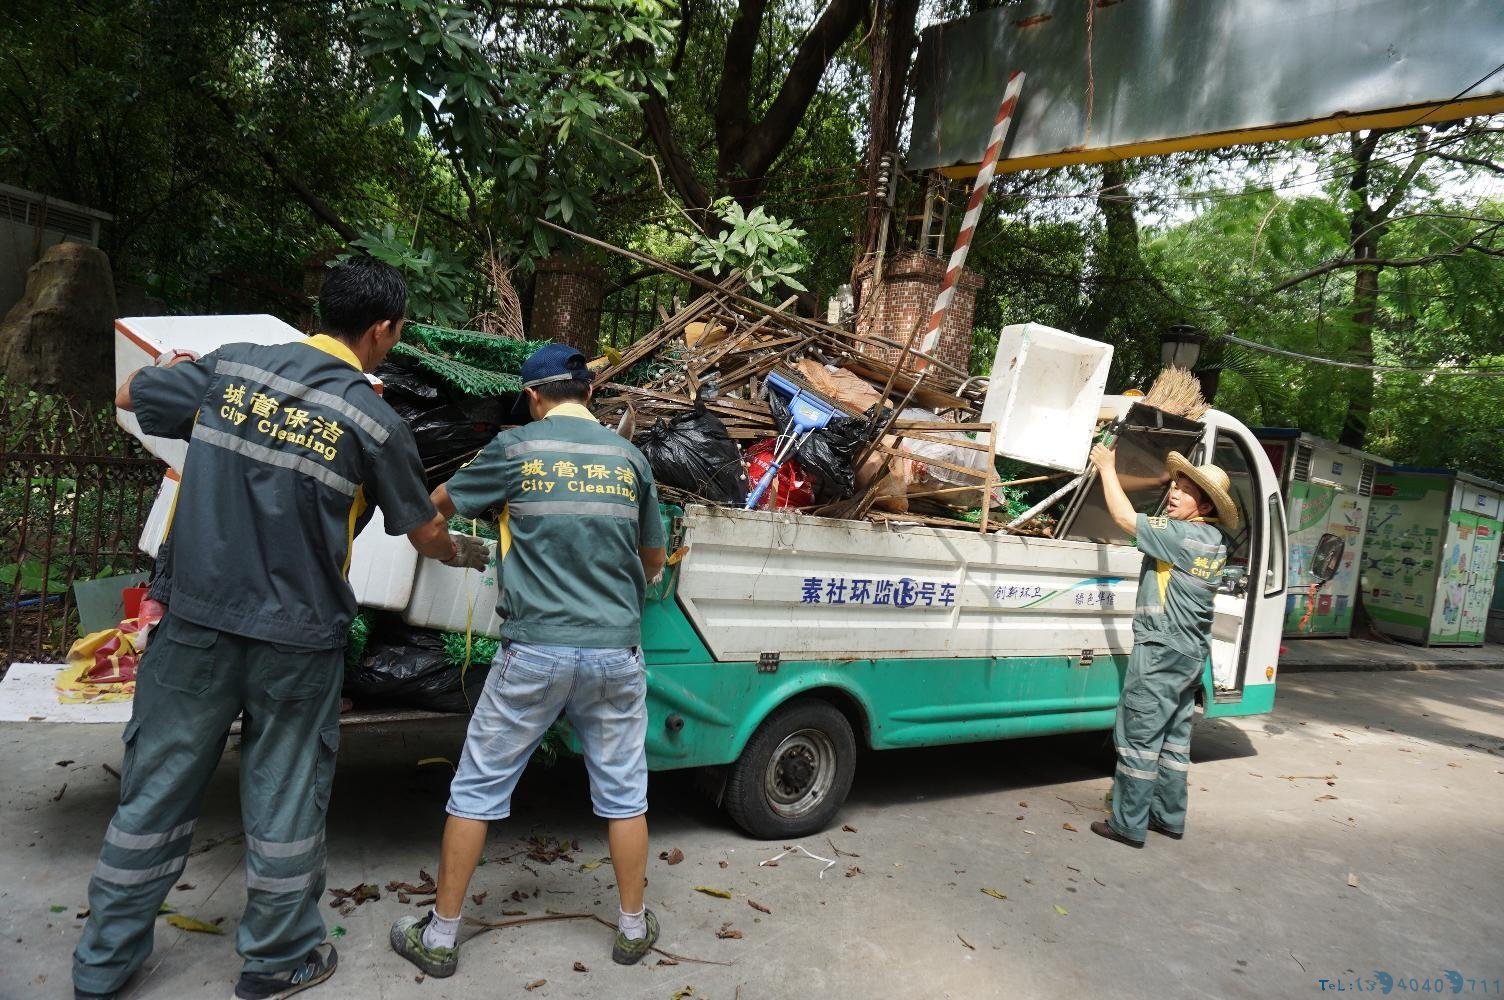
[245,868,322,894]
[508,500,635,519]
[215,359,389,444]
[1116,746,1159,766]
[1162,740,1191,754]
[191,424,358,497]
[104,819,195,851]
[1158,758,1191,772]
[246,833,321,858]
[94,856,187,886]
[1116,762,1159,781]
[503,438,636,461]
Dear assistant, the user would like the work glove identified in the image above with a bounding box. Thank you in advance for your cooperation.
[442,533,489,571]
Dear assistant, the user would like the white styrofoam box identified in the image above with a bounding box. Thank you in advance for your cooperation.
[347,507,420,612]
[980,322,1113,473]
[137,471,180,558]
[403,541,503,639]
[116,314,308,471]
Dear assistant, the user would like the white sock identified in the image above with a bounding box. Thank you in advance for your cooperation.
[422,908,461,950]
[618,905,646,939]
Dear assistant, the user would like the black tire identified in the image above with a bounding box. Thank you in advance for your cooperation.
[724,697,856,839]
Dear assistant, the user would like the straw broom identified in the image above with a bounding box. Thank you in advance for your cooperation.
[1139,365,1209,421]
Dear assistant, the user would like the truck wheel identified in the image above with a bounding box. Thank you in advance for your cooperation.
[724,698,856,839]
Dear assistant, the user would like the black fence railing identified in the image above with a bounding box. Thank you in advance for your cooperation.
[596,274,689,351]
[0,384,164,669]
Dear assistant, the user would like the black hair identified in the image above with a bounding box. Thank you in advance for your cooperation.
[319,255,407,340]
[531,379,591,404]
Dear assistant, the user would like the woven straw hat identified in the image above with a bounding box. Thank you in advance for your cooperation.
[1166,451,1242,534]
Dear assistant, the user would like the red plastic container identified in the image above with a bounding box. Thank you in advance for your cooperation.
[122,585,148,622]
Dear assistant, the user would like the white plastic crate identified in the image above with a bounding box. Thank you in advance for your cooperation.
[980,322,1113,473]
[348,507,420,612]
[137,472,179,558]
[402,542,503,639]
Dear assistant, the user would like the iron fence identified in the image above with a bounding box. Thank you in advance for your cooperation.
[1,384,164,668]
[596,273,689,351]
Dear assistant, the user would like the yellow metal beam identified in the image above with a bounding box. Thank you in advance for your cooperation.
[936,96,1504,178]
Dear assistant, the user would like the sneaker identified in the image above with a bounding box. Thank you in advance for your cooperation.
[612,908,660,966]
[233,943,338,999]
[390,913,458,979]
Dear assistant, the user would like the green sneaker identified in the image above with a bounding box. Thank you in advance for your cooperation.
[390,914,458,979]
[612,909,660,966]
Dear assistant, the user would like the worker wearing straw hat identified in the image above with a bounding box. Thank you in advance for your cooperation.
[1085,445,1241,848]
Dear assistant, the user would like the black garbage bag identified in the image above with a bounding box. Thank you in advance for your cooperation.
[767,392,868,504]
[375,355,500,489]
[637,410,749,505]
[343,616,491,714]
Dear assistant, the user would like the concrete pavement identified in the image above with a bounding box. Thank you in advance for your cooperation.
[2,669,1501,1000]
[1278,636,1504,673]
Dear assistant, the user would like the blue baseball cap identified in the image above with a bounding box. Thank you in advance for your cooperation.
[521,343,593,389]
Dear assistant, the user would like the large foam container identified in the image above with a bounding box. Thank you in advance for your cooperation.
[115,314,309,472]
[348,507,421,611]
[980,322,1113,473]
[402,542,503,639]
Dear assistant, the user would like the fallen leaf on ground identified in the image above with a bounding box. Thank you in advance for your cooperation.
[1347,873,1359,888]
[660,848,685,865]
[842,824,857,833]
[1054,905,1069,916]
[573,961,587,972]
[416,757,454,770]
[718,861,728,869]
[524,979,546,991]
[471,892,487,906]
[419,869,433,884]
[1023,830,1036,836]
[510,890,529,902]
[716,921,743,939]
[657,958,679,966]
[1315,794,1338,802]
[1062,823,1077,833]
[958,934,975,950]
[502,909,526,916]
[1018,801,1028,807]
[330,925,345,938]
[175,883,195,891]
[157,903,177,914]
[980,888,1007,900]
[398,893,411,904]
[747,900,771,914]
[845,866,862,878]
[166,914,224,934]
[694,886,732,899]
[75,910,90,919]
[670,987,696,999]
[49,905,65,913]
[56,760,74,767]
[579,858,608,872]
[414,897,436,908]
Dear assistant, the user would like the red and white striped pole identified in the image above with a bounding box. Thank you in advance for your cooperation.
[915,70,1024,369]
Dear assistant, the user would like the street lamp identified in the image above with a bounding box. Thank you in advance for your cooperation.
[1161,324,1205,370]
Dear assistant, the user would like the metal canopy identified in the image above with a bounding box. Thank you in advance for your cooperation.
[909,0,1504,175]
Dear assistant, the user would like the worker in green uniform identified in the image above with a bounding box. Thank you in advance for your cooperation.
[1086,444,1240,848]
[74,257,487,1000]
[389,343,667,979]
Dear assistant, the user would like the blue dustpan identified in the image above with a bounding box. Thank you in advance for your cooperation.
[746,370,840,509]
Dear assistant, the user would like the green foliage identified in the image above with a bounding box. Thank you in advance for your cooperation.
[350,0,677,261]
[689,199,810,296]
[347,225,474,327]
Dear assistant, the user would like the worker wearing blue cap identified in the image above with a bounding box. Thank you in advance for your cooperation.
[390,343,668,978]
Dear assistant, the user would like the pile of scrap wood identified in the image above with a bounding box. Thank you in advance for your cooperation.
[547,228,1052,534]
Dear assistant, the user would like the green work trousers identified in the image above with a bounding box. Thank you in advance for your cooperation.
[1108,640,1202,842]
[73,614,343,995]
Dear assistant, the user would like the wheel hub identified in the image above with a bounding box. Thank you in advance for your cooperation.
[763,727,837,818]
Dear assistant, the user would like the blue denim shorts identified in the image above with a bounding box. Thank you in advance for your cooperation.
[446,642,648,821]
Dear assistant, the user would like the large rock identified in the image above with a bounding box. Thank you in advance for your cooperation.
[0,242,117,402]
